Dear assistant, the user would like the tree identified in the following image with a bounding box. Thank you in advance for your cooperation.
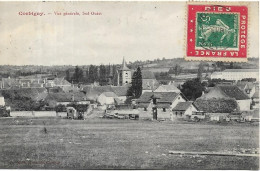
[197,63,204,81]
[174,64,182,76]
[181,78,205,101]
[99,65,107,85]
[89,65,98,83]
[72,66,84,83]
[128,67,142,98]
[65,69,71,82]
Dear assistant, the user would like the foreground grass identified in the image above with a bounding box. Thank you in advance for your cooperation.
[0,117,259,169]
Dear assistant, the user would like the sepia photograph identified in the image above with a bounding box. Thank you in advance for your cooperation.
[0,1,259,170]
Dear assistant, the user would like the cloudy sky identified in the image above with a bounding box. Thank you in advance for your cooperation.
[0,1,258,65]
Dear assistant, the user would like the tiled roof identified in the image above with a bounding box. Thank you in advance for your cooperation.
[252,90,259,98]
[102,92,118,97]
[155,85,180,92]
[217,85,250,100]
[53,78,71,86]
[136,102,150,108]
[45,92,86,102]
[142,79,159,90]
[156,103,171,108]
[137,92,180,103]
[172,102,193,111]
[111,86,129,96]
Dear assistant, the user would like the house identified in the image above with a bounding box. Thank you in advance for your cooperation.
[45,92,88,108]
[237,81,256,98]
[0,77,20,89]
[201,85,251,111]
[0,94,5,106]
[136,92,187,119]
[210,69,259,81]
[141,70,159,93]
[111,86,129,102]
[154,84,180,93]
[53,77,71,88]
[83,85,129,103]
[171,101,198,119]
[97,92,118,106]
[252,89,259,109]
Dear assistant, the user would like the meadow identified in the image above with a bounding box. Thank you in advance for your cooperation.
[0,117,259,169]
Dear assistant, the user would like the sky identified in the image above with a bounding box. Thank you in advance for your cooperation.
[0,1,258,65]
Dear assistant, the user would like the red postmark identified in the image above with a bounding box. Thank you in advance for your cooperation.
[186,4,248,60]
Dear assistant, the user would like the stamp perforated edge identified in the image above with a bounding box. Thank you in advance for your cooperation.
[184,1,250,63]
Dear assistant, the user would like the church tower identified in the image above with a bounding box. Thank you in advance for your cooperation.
[117,58,132,86]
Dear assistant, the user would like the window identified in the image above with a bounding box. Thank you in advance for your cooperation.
[126,81,128,83]
[163,108,166,112]
[144,108,147,111]
[180,112,183,116]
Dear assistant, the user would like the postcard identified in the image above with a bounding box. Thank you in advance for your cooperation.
[0,1,259,170]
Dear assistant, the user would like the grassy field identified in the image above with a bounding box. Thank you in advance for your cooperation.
[0,117,259,169]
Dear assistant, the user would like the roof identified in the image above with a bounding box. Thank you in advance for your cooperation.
[137,92,181,103]
[53,78,71,86]
[45,92,86,102]
[111,86,129,96]
[0,87,48,101]
[223,69,258,73]
[172,102,193,111]
[142,79,159,90]
[155,85,180,92]
[136,102,150,108]
[101,92,118,97]
[217,85,250,100]
[237,81,255,90]
[156,103,171,108]
[252,89,259,98]
[83,85,129,100]
[119,58,130,70]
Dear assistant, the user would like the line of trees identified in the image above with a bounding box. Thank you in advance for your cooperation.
[65,65,119,85]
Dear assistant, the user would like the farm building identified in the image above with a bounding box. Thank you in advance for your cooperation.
[210,69,259,81]
[252,89,259,109]
[0,94,5,106]
[171,101,198,119]
[136,92,188,119]
[45,92,89,107]
[141,70,159,93]
[201,85,251,111]
[83,85,129,103]
[97,92,118,106]
[237,81,256,98]
[154,84,180,93]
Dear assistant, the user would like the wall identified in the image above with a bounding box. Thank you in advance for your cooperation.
[0,97,5,106]
[184,105,198,115]
[97,94,115,105]
[170,94,186,108]
[10,111,57,117]
[237,99,251,111]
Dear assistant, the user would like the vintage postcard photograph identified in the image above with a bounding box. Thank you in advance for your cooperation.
[0,1,259,170]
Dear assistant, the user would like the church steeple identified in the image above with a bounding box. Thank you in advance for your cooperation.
[120,57,130,70]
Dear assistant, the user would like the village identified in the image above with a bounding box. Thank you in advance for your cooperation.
[0,58,259,123]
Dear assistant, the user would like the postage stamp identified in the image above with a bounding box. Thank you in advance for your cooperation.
[186,4,248,62]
